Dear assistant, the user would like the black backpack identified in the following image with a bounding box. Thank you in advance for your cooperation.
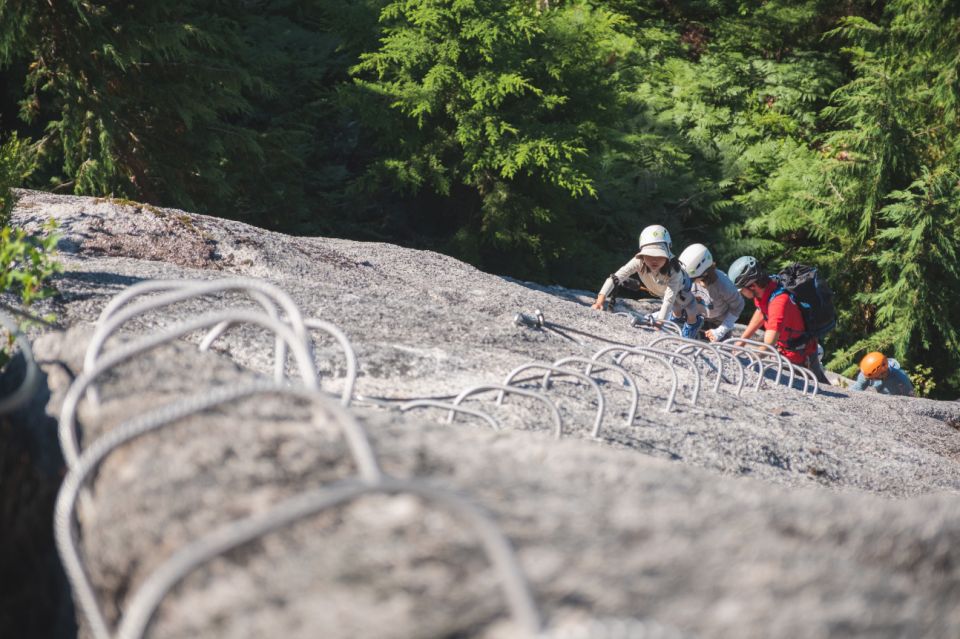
[770,263,836,349]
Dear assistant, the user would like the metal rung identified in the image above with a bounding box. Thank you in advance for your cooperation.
[399,400,502,431]
[449,384,564,439]
[711,342,766,393]
[500,363,605,439]
[114,478,543,639]
[615,346,700,406]
[60,309,320,469]
[650,336,728,395]
[54,381,381,639]
[731,338,786,386]
[587,346,679,413]
[549,356,640,430]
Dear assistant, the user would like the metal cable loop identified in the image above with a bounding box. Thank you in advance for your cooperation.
[303,318,357,406]
[798,364,820,397]
[399,400,502,431]
[60,309,319,469]
[54,380,381,639]
[731,338,785,386]
[699,345,745,396]
[614,347,700,406]
[649,336,725,394]
[673,344,722,394]
[449,384,564,440]
[499,363,605,439]
[587,346,679,414]
[548,357,640,428]
[114,478,544,639]
[93,281,291,374]
[789,362,817,396]
[711,342,766,393]
[202,315,359,406]
[716,341,767,392]
[91,284,287,409]
[87,279,312,392]
[197,289,285,382]
[0,310,40,415]
[734,338,819,395]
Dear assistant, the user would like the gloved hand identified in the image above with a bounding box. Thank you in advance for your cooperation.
[706,325,729,342]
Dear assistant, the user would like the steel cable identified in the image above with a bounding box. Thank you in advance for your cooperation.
[60,309,319,469]
[500,362,605,438]
[548,357,640,429]
[114,477,544,639]
[449,384,564,439]
[54,380,380,639]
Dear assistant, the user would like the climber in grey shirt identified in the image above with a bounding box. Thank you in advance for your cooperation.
[678,243,744,342]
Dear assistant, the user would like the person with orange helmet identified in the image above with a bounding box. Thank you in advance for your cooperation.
[850,352,915,396]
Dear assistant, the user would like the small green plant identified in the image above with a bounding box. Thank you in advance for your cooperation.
[0,220,62,367]
[907,364,937,398]
[0,133,62,367]
[0,221,62,306]
[0,133,36,221]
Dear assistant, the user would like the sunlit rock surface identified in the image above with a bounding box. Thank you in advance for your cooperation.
[12,189,960,639]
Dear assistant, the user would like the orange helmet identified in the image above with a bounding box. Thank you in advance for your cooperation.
[860,352,889,380]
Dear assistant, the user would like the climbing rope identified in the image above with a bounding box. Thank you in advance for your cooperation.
[0,310,40,415]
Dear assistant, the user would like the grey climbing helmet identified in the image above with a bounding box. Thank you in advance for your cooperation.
[727,255,764,288]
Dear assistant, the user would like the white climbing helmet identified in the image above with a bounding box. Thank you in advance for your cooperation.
[638,224,672,258]
[678,243,713,278]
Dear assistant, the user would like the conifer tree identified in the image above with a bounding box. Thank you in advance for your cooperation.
[736,0,960,395]
[0,1,259,211]
[349,0,634,279]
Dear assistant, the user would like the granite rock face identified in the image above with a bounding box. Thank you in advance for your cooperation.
[10,189,960,638]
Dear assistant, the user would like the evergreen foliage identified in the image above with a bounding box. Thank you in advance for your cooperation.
[349,0,633,278]
[0,0,958,396]
[0,132,61,345]
[740,0,960,394]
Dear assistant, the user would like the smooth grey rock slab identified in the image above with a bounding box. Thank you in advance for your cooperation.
[13,189,960,638]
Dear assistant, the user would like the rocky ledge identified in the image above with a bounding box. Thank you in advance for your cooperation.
[6,189,960,639]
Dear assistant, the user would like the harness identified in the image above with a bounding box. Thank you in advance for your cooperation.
[760,284,810,350]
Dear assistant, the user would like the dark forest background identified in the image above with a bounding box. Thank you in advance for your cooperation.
[1,0,959,396]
